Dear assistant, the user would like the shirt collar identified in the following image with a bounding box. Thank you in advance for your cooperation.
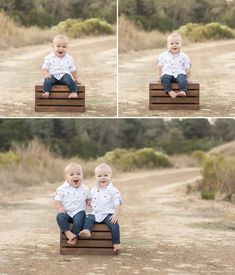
[167,50,182,57]
[96,181,113,190]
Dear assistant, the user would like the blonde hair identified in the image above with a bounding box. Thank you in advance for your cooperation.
[167,32,182,43]
[95,163,112,175]
[53,34,69,45]
[64,162,83,175]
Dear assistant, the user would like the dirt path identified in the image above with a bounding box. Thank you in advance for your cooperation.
[119,39,235,117]
[0,36,117,117]
[1,168,235,274]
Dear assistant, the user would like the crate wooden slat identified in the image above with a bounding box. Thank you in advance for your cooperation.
[60,223,118,255]
[35,84,85,112]
[149,81,200,110]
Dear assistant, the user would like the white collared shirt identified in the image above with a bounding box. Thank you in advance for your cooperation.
[55,181,89,218]
[157,50,191,78]
[90,182,122,222]
[42,52,77,80]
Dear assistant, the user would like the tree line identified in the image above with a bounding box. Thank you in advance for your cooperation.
[0,119,235,159]
[0,0,116,27]
[119,0,235,31]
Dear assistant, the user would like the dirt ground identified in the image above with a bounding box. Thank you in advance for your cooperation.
[1,168,235,274]
[119,39,235,117]
[0,36,117,117]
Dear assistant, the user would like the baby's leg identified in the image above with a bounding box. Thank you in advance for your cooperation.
[103,214,121,252]
[79,214,95,238]
[42,76,57,97]
[71,210,86,236]
[61,74,79,98]
[176,74,187,96]
[161,74,177,98]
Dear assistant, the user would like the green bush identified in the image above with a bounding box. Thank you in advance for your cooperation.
[101,147,172,172]
[201,188,215,200]
[0,151,21,166]
[178,22,234,42]
[191,150,206,164]
[200,153,235,198]
[57,18,114,38]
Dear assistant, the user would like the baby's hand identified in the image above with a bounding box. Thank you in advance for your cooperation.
[110,214,119,224]
[44,73,51,79]
[187,78,193,84]
[75,78,81,85]
[156,76,161,83]
[58,207,67,214]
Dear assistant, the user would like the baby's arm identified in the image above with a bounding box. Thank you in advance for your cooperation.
[186,68,192,83]
[42,68,51,79]
[110,204,121,224]
[55,200,67,214]
[156,65,162,82]
[71,70,81,84]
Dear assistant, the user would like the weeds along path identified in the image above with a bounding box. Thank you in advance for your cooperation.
[1,167,235,274]
[119,39,235,117]
[0,36,117,117]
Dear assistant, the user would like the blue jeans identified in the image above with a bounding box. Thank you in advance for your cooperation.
[161,74,187,93]
[83,214,120,244]
[56,210,85,236]
[43,73,78,94]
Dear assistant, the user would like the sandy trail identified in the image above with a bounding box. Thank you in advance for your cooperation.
[119,39,235,117]
[1,167,235,274]
[0,36,117,117]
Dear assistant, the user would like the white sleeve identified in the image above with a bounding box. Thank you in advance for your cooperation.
[113,190,122,206]
[54,188,63,201]
[184,54,191,69]
[42,56,50,70]
[69,56,77,72]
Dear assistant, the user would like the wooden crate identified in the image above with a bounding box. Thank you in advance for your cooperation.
[35,84,85,112]
[60,224,118,255]
[149,82,200,110]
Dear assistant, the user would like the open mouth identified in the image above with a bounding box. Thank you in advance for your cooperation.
[73,179,79,185]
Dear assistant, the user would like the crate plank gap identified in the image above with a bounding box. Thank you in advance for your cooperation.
[35,84,85,112]
[149,81,199,110]
[60,224,118,255]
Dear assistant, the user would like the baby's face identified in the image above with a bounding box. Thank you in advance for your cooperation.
[65,165,83,188]
[95,167,112,188]
[167,37,182,54]
[53,38,68,58]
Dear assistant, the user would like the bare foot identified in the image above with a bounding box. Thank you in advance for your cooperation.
[68,92,78,99]
[42,92,49,98]
[64,230,76,242]
[79,229,91,238]
[113,244,121,252]
[67,237,77,245]
[168,91,177,99]
[178,91,187,97]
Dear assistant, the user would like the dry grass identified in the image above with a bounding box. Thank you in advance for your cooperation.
[209,140,235,157]
[119,15,167,53]
[170,154,200,168]
[0,139,112,196]
[0,11,57,49]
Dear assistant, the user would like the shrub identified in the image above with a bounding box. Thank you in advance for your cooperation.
[57,18,114,38]
[200,153,235,198]
[201,188,215,200]
[178,22,234,42]
[101,147,172,172]
[0,151,21,166]
[191,150,206,164]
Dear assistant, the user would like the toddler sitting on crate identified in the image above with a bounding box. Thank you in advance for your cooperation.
[79,163,122,252]
[55,163,89,245]
[156,33,192,98]
[42,34,81,99]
